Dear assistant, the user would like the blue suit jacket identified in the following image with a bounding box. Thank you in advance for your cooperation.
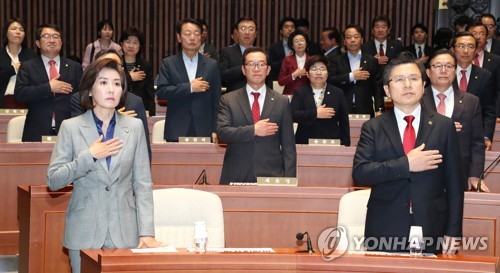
[14,56,82,141]
[156,53,221,141]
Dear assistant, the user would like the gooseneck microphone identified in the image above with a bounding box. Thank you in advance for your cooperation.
[194,169,209,185]
[477,153,500,192]
[296,231,315,253]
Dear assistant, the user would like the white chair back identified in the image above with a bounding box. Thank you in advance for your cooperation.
[337,189,371,251]
[152,120,166,144]
[272,81,284,94]
[7,115,26,143]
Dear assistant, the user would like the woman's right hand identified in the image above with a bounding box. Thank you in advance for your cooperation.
[89,135,123,159]
[129,68,146,81]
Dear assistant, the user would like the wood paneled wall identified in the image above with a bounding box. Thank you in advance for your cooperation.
[1,0,437,75]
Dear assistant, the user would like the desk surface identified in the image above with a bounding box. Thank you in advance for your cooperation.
[80,248,500,273]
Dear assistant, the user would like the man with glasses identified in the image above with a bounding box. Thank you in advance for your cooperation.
[217,47,296,184]
[451,31,496,150]
[353,52,464,254]
[421,49,488,192]
[480,14,500,56]
[14,23,82,142]
[156,18,221,142]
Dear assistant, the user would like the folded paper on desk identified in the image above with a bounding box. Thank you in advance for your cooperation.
[131,246,178,253]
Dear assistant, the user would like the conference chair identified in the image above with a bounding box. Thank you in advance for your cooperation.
[272,81,284,94]
[337,189,370,251]
[152,120,166,144]
[152,188,225,248]
[6,115,26,143]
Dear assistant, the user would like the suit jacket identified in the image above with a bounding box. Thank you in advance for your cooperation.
[277,54,311,95]
[480,51,500,118]
[123,57,156,116]
[202,43,219,61]
[352,107,464,253]
[217,87,297,184]
[0,47,37,107]
[421,87,485,181]
[403,44,435,60]
[362,39,404,60]
[267,40,287,81]
[490,38,500,57]
[47,111,154,250]
[452,65,496,140]
[327,52,384,117]
[307,41,322,56]
[70,91,152,161]
[325,46,342,59]
[14,56,82,142]
[291,84,350,145]
[156,53,221,141]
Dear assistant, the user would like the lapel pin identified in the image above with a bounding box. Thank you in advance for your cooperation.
[363,60,367,64]
[428,121,433,125]
[65,64,68,67]
[271,98,274,101]
[327,92,330,95]
[459,100,463,104]
[475,76,478,79]
[125,129,130,133]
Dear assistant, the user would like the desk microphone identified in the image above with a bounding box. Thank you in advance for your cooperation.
[194,169,209,185]
[296,231,315,253]
[477,153,500,192]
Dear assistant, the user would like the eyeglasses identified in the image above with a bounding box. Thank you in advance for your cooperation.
[454,43,475,50]
[484,24,495,29]
[389,74,421,85]
[293,39,306,45]
[239,26,256,33]
[40,33,61,40]
[309,67,327,72]
[430,63,455,71]
[245,62,268,69]
[471,31,486,37]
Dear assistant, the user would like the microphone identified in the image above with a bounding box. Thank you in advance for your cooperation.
[296,231,315,253]
[477,152,500,192]
[194,169,208,185]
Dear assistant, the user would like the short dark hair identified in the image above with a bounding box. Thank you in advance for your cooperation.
[176,18,203,34]
[96,19,114,38]
[426,48,457,70]
[2,18,27,47]
[433,27,453,49]
[371,15,391,29]
[411,23,428,35]
[80,58,127,110]
[279,17,295,30]
[236,16,258,31]
[94,48,121,61]
[295,18,310,29]
[454,15,472,28]
[382,51,425,85]
[480,13,496,25]
[35,23,61,40]
[197,19,208,28]
[343,24,364,38]
[242,47,268,64]
[450,31,478,48]
[323,27,341,44]
[305,55,328,71]
[467,21,488,36]
[287,29,309,55]
[119,27,144,55]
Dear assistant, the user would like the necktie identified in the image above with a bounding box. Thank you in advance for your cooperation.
[459,70,467,92]
[378,44,384,56]
[48,60,58,80]
[436,93,446,115]
[251,92,260,124]
[417,46,423,59]
[403,115,416,154]
[473,54,480,66]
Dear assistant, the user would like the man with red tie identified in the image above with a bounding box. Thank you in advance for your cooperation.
[353,52,464,254]
[217,47,296,184]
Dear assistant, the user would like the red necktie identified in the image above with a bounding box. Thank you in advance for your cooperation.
[403,115,416,154]
[473,54,480,67]
[436,93,446,115]
[49,60,58,80]
[459,70,467,92]
[378,44,384,56]
[251,92,260,124]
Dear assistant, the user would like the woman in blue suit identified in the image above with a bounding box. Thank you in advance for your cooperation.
[47,58,160,273]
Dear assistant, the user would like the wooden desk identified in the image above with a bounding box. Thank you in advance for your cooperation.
[80,248,500,273]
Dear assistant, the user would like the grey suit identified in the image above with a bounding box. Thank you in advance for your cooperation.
[47,110,154,251]
[217,87,297,184]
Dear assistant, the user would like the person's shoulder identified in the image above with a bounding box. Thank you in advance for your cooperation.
[62,57,82,67]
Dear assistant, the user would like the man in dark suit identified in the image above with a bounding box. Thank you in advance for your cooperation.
[421,49,487,192]
[361,15,403,68]
[267,17,296,82]
[480,14,500,56]
[353,52,464,254]
[198,19,219,61]
[468,22,500,120]
[14,23,82,142]
[451,31,496,151]
[321,27,342,62]
[295,18,322,56]
[217,47,296,184]
[328,24,384,117]
[404,23,434,64]
[157,18,221,142]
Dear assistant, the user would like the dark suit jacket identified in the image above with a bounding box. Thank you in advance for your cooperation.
[267,40,287,82]
[361,39,404,60]
[217,87,297,184]
[277,54,311,95]
[403,44,435,60]
[306,41,322,56]
[14,56,82,142]
[203,43,219,61]
[219,45,246,92]
[490,38,500,57]
[480,51,500,118]
[421,87,485,182]
[327,52,384,117]
[156,53,221,141]
[353,107,464,253]
[123,57,156,116]
[70,91,152,161]
[291,84,350,145]
[325,46,342,58]
[452,65,496,140]
[0,47,37,107]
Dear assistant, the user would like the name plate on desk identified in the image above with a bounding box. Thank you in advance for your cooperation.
[257,177,298,186]
[308,139,341,146]
[0,108,28,115]
[178,136,212,144]
[42,136,57,143]
[349,114,370,120]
